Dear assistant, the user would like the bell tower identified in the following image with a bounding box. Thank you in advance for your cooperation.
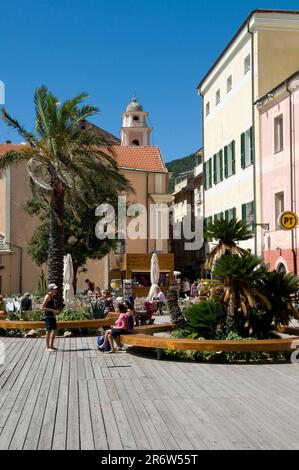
[121,97,152,146]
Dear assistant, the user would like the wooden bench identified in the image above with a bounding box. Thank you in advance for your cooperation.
[120,322,299,357]
[120,333,299,352]
[0,312,118,330]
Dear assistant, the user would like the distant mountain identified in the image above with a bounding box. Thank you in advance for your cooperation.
[166,153,197,193]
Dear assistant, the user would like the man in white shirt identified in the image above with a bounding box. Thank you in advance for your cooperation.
[182,278,191,298]
[153,286,166,315]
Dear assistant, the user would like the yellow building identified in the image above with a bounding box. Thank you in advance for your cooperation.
[198,9,299,256]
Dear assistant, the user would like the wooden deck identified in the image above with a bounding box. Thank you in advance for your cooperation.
[1,336,299,450]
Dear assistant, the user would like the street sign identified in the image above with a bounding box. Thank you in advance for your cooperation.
[279,211,298,231]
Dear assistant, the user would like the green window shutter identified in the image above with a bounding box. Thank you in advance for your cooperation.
[232,140,236,174]
[224,146,228,178]
[209,159,212,188]
[220,150,223,181]
[225,210,229,221]
[213,154,217,184]
[203,162,207,190]
[250,126,254,163]
[233,207,236,220]
[250,200,255,220]
[214,214,217,222]
[241,203,246,221]
[241,133,245,169]
[220,211,224,220]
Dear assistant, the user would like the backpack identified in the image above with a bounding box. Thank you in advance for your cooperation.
[97,335,111,352]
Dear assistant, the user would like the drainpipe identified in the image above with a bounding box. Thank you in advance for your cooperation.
[146,172,149,253]
[247,23,257,256]
[200,89,206,273]
[286,85,297,275]
[7,242,23,293]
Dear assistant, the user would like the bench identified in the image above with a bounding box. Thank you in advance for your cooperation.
[0,312,118,330]
[120,323,299,358]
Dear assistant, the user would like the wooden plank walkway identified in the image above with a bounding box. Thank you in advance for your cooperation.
[0,336,299,450]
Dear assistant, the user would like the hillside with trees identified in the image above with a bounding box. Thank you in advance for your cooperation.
[166,152,198,192]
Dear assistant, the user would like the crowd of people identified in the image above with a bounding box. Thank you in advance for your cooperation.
[0,274,210,353]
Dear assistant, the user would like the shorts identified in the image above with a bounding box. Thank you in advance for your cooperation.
[111,328,128,337]
[44,316,57,331]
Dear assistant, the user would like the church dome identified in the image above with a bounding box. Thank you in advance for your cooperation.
[126,97,144,112]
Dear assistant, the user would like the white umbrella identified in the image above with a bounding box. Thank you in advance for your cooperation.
[63,254,74,305]
[148,253,160,300]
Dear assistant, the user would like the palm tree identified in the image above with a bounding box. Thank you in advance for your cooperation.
[0,86,131,307]
[204,218,253,269]
[211,253,271,326]
[257,271,299,325]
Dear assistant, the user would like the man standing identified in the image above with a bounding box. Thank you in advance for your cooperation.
[42,284,60,352]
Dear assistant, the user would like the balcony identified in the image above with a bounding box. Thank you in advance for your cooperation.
[173,171,194,195]
[194,162,203,178]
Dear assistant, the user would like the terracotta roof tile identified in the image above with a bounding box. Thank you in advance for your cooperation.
[111,146,167,172]
[0,143,167,173]
[0,143,25,154]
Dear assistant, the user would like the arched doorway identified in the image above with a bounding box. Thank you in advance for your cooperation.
[276,262,286,274]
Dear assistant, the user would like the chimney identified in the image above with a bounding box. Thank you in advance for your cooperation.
[5,140,11,144]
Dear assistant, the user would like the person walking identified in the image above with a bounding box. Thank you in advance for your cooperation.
[42,284,60,352]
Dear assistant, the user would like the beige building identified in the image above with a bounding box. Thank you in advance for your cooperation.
[198,9,299,257]
[0,98,173,296]
[171,149,204,278]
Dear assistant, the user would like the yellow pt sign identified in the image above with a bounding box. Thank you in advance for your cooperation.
[279,211,298,230]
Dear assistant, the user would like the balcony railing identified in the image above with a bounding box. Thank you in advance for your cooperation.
[194,162,203,178]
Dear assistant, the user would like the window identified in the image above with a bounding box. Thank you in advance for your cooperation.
[214,212,224,222]
[275,191,284,229]
[213,150,223,184]
[277,262,286,274]
[216,89,220,105]
[204,158,213,189]
[242,201,254,227]
[115,239,126,254]
[227,75,232,93]
[225,207,236,222]
[133,115,139,121]
[274,115,283,153]
[224,141,235,177]
[241,127,253,168]
[204,216,213,240]
[205,101,210,116]
[244,54,251,74]
[132,139,140,146]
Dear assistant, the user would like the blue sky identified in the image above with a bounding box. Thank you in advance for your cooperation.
[1,0,299,162]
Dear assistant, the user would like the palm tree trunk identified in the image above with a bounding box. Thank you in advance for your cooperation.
[48,181,65,309]
[229,285,236,317]
[166,287,186,329]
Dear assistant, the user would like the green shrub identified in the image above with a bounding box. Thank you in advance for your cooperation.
[184,300,226,339]
[27,310,45,321]
[57,307,96,336]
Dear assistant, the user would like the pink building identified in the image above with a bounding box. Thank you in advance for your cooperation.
[258,72,299,274]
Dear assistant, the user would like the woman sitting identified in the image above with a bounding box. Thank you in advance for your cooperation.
[98,304,129,353]
[124,300,135,330]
